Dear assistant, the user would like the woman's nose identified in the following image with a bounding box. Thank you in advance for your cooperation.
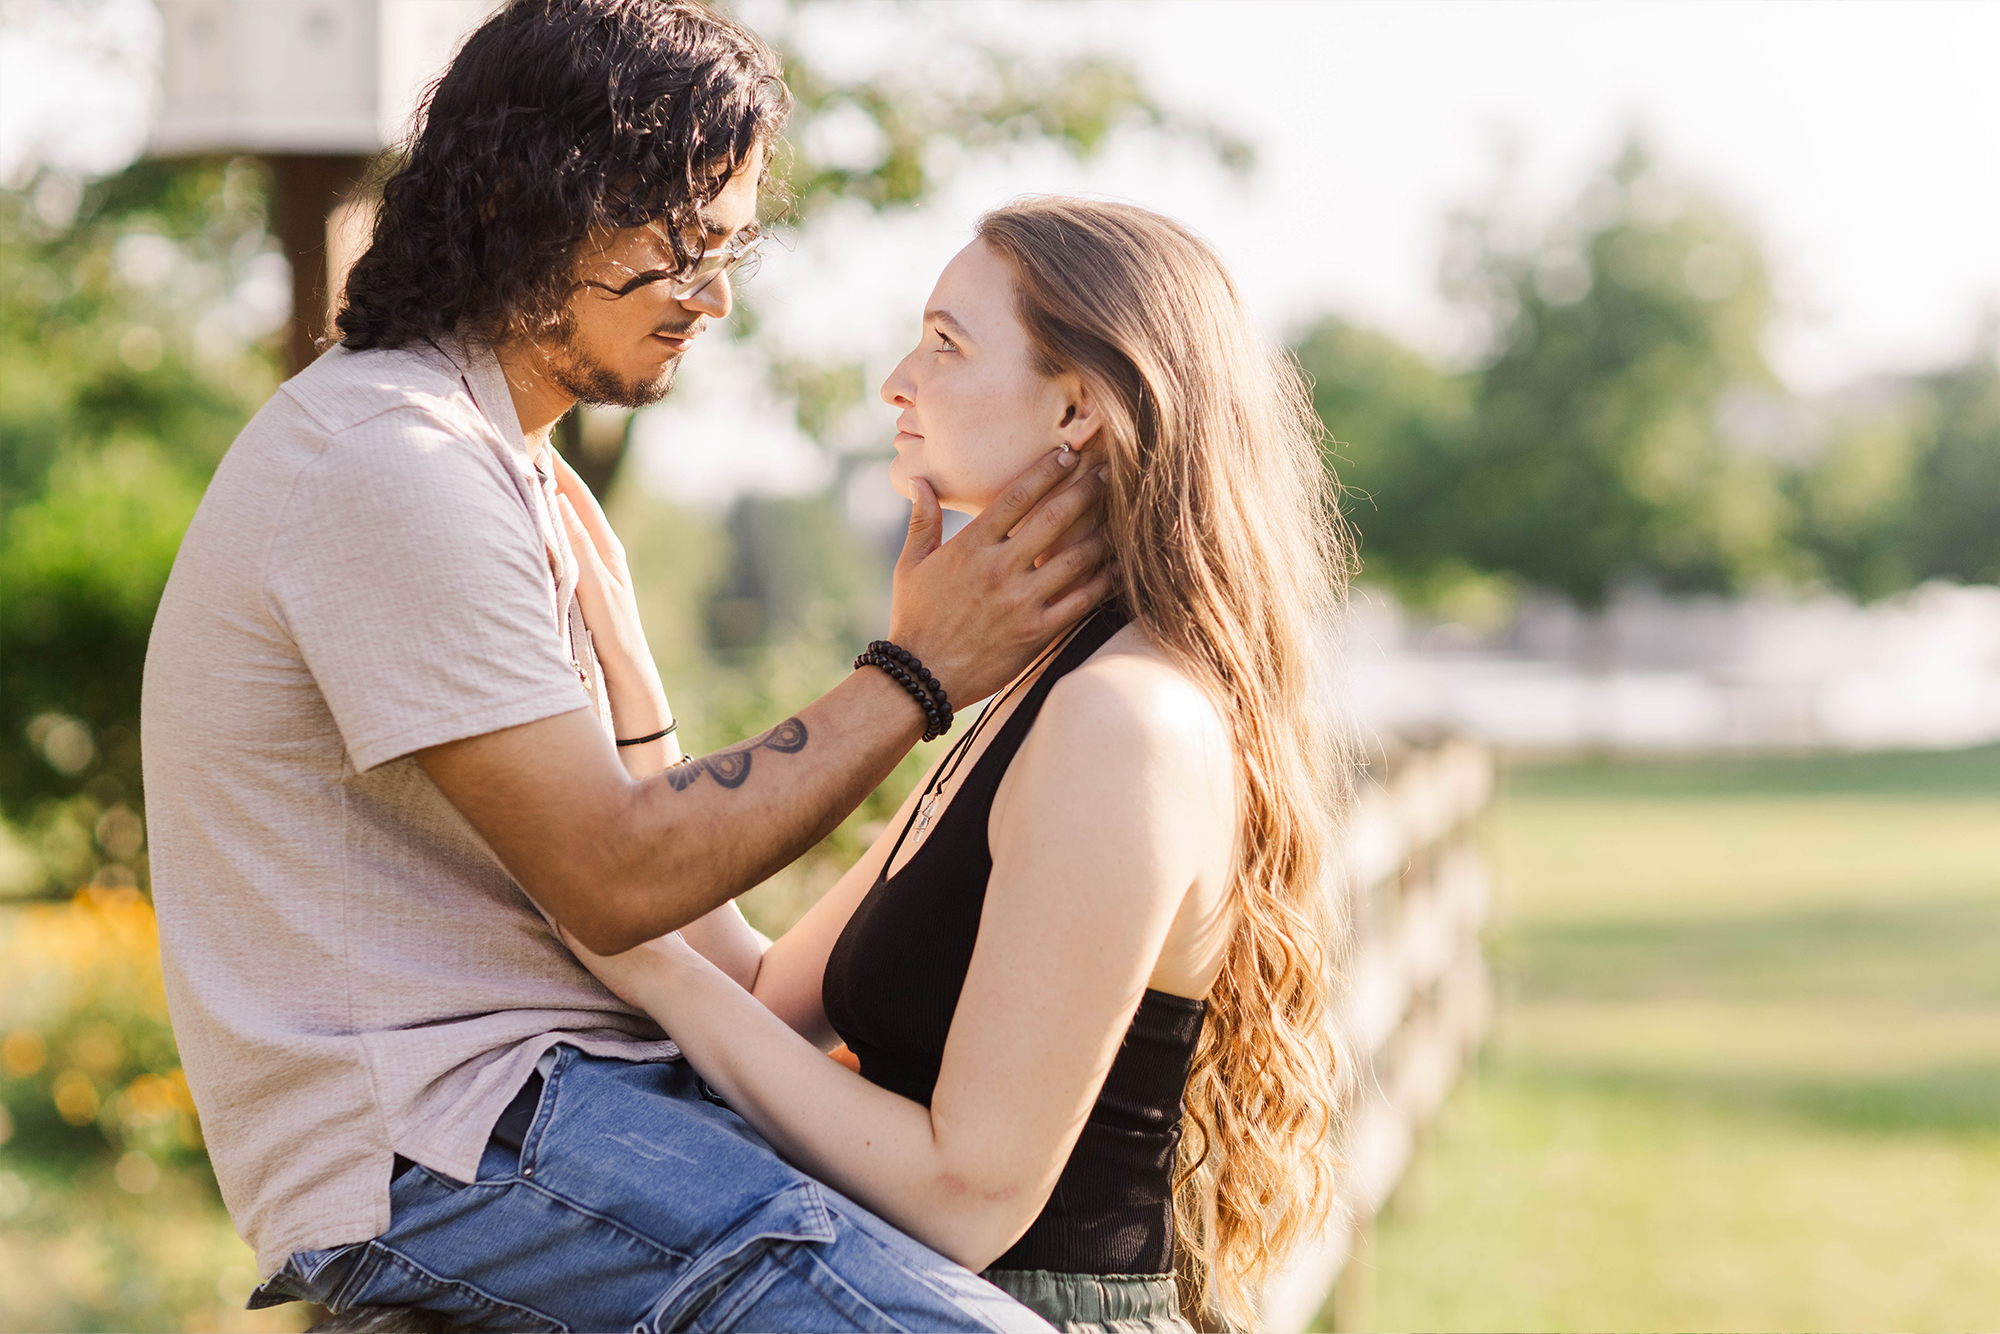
[880,354,915,408]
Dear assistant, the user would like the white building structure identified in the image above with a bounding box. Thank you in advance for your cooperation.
[151,0,500,369]
[1348,582,2000,754]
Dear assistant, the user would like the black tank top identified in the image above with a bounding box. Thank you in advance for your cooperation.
[822,608,1207,1276]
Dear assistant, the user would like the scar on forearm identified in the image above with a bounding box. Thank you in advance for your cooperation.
[664,717,809,791]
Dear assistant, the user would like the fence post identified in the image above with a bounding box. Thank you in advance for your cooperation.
[1257,734,1495,1333]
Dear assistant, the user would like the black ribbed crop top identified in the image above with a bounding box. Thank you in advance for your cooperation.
[822,608,1207,1276]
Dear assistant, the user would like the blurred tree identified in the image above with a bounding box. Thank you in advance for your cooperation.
[1791,404,1923,601]
[1307,137,1811,616]
[1907,332,2000,586]
[705,492,887,656]
[1798,330,2000,598]
[1443,138,1799,608]
[0,158,282,894]
[1294,317,1478,608]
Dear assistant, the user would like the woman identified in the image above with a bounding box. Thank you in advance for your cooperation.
[557,197,1352,1332]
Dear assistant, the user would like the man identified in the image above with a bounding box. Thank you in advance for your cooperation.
[140,2,1104,1328]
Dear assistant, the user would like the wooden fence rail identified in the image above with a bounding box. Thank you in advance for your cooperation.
[1258,734,1496,1333]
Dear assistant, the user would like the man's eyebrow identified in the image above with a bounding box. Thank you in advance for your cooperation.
[695,210,754,244]
[926,309,971,340]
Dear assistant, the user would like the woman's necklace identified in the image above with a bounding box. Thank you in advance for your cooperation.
[888,612,1098,862]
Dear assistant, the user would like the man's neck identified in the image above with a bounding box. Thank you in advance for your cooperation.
[493,337,577,448]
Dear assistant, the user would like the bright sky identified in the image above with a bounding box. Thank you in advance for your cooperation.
[6,0,1997,502]
[653,0,2000,501]
[753,0,2000,393]
[1115,0,2000,393]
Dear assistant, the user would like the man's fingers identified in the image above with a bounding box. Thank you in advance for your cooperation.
[1029,529,1111,599]
[968,446,1083,544]
[1040,568,1118,634]
[899,477,942,568]
[1034,502,1101,570]
[1008,465,1108,566]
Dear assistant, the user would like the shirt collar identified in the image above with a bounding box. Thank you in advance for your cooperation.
[433,334,538,469]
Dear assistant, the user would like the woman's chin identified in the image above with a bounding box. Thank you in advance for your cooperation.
[886,462,985,515]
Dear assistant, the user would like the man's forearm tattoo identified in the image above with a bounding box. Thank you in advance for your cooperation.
[664,717,808,791]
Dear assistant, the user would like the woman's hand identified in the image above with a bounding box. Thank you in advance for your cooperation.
[551,453,660,699]
[550,452,679,771]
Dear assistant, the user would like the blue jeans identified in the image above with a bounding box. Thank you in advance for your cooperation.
[251,1047,1049,1332]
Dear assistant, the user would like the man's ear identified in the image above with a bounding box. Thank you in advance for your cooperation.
[1055,373,1105,450]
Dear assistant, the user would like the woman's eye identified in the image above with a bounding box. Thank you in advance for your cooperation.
[934,332,958,353]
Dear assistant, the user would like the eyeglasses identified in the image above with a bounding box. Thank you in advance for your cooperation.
[583,225,766,303]
[660,223,765,300]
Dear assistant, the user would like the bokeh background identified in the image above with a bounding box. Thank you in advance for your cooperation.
[3,1,1999,1330]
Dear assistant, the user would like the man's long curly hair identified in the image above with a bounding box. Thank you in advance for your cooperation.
[337,0,789,351]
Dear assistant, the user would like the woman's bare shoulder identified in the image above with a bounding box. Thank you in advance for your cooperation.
[1032,623,1232,779]
[990,622,1236,961]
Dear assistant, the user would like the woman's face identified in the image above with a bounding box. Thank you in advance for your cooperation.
[879,240,1081,514]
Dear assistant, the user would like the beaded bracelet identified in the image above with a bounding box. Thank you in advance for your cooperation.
[854,643,954,741]
[855,651,944,740]
[865,640,953,732]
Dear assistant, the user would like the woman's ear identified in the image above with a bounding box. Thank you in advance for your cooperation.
[1055,374,1104,450]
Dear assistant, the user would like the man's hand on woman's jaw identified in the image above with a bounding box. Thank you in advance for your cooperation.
[417,448,1113,959]
[888,448,1114,707]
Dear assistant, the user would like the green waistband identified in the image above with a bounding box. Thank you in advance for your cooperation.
[980,1268,1193,1334]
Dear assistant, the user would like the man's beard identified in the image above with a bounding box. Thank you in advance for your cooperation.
[546,336,679,410]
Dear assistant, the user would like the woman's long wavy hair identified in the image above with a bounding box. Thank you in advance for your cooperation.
[978,198,1354,1329]
[338,0,789,351]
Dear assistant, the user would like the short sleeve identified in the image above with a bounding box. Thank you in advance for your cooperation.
[268,407,589,771]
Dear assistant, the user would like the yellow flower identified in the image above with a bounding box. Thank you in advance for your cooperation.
[1,1030,45,1078]
[52,1069,100,1126]
[120,1073,177,1128]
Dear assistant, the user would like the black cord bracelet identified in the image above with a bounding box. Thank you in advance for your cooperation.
[615,721,678,747]
[855,644,953,741]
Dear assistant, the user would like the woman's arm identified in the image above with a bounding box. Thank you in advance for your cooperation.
[571,659,1230,1269]
[552,460,769,987]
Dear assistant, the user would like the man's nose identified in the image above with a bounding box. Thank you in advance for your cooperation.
[679,271,733,320]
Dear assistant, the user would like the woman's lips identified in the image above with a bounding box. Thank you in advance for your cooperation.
[893,430,922,448]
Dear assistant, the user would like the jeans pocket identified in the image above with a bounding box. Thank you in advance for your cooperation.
[679,1241,914,1334]
[246,1242,367,1309]
[643,1181,838,1331]
[331,1243,563,1332]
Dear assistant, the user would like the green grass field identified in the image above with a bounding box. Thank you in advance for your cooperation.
[1366,746,2000,1332]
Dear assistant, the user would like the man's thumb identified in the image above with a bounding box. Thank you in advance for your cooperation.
[899,478,942,565]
